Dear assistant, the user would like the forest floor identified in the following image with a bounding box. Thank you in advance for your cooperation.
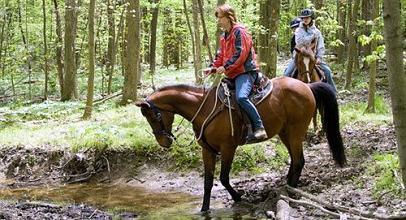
[0,62,405,219]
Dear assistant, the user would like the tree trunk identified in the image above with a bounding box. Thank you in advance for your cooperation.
[383,0,406,186]
[149,0,159,76]
[336,0,347,63]
[258,0,270,75]
[83,0,96,119]
[197,0,213,62]
[62,0,78,101]
[53,0,64,96]
[106,0,116,95]
[17,0,33,100]
[121,0,140,105]
[361,0,372,58]
[268,0,280,78]
[192,0,202,84]
[366,0,378,113]
[345,0,359,89]
[42,0,49,100]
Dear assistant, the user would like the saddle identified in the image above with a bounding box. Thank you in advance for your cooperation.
[217,72,273,109]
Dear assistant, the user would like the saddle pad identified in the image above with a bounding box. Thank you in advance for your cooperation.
[217,77,273,109]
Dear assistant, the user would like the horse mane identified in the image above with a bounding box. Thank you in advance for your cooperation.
[157,84,207,94]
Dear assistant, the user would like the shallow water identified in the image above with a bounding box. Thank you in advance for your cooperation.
[0,183,206,217]
[0,183,260,218]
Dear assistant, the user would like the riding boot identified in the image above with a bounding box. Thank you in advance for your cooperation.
[246,127,268,144]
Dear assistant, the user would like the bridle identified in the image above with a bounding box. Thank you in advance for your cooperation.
[145,99,176,141]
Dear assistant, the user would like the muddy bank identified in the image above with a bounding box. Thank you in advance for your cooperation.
[0,201,113,219]
[0,123,405,219]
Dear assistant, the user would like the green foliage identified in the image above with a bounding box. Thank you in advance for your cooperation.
[268,142,289,169]
[168,117,201,169]
[367,153,404,199]
[340,94,391,127]
[232,144,268,174]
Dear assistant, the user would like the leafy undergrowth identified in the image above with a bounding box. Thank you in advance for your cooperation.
[0,67,404,214]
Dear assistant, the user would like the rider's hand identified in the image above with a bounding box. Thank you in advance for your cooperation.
[316,58,321,65]
[203,68,214,76]
[216,66,225,74]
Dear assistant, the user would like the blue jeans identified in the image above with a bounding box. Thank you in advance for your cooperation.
[235,72,264,130]
[284,59,337,92]
[318,63,337,92]
[284,59,296,77]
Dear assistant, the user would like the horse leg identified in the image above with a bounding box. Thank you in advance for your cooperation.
[279,132,305,187]
[220,147,241,202]
[201,148,216,212]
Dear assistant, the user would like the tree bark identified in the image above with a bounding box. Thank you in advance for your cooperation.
[121,0,140,105]
[383,0,406,186]
[197,0,213,62]
[336,0,347,63]
[268,0,280,78]
[258,0,270,75]
[83,0,96,119]
[149,0,159,76]
[53,0,64,96]
[366,0,378,113]
[192,0,202,84]
[17,0,33,100]
[106,0,116,95]
[62,0,78,101]
[345,0,359,89]
[42,0,49,100]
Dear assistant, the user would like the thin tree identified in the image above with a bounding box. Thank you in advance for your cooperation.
[192,0,202,84]
[197,0,213,62]
[336,0,346,63]
[83,0,96,119]
[258,0,270,75]
[345,0,360,89]
[366,0,378,113]
[17,0,33,100]
[149,0,159,79]
[53,0,64,96]
[268,0,280,78]
[106,0,116,95]
[62,0,78,101]
[121,0,140,105]
[383,0,406,186]
[42,0,49,100]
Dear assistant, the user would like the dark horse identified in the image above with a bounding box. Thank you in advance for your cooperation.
[294,39,325,131]
[136,77,346,212]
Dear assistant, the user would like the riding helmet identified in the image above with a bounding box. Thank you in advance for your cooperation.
[290,17,301,28]
[299,8,314,19]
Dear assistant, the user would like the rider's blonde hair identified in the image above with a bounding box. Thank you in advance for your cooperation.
[215,4,237,25]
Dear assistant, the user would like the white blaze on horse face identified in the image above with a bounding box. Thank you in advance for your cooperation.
[303,57,311,82]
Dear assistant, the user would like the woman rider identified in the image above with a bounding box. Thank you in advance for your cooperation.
[284,9,337,92]
[204,4,267,143]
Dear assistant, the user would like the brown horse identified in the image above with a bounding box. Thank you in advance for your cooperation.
[136,77,346,212]
[294,39,323,84]
[294,39,325,131]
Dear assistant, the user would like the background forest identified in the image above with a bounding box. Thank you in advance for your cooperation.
[0,0,405,218]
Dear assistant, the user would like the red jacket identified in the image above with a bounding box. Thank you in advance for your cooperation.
[210,24,258,79]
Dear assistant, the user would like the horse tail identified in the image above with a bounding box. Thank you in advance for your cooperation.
[309,82,347,167]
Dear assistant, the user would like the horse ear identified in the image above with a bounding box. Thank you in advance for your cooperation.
[294,47,301,53]
[135,101,150,108]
